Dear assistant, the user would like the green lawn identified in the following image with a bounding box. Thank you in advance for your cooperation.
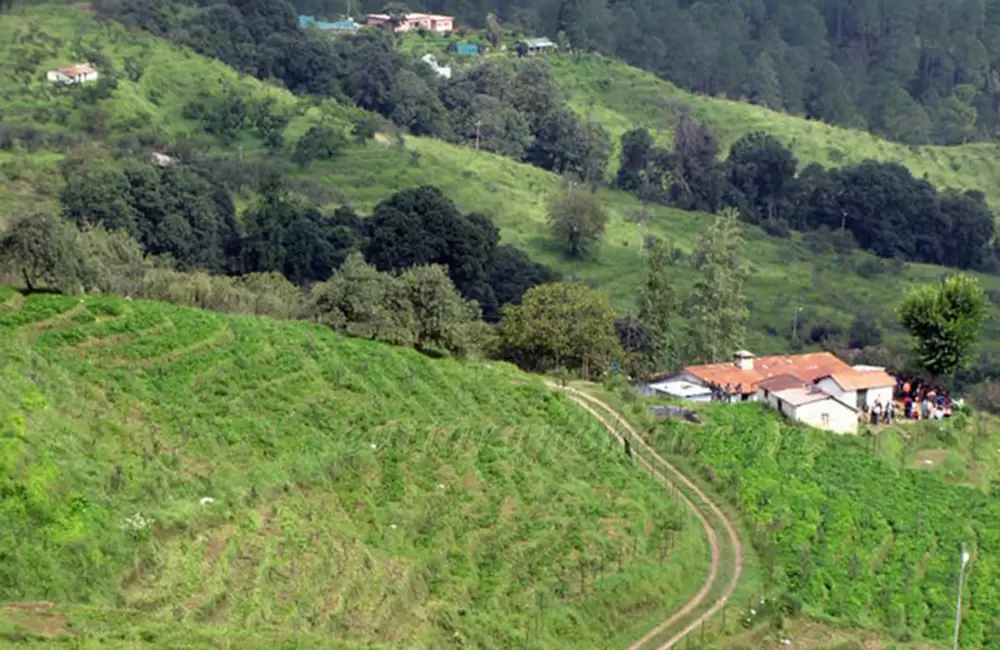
[0,292,708,648]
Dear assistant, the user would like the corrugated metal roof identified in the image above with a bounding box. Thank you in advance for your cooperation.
[520,37,556,48]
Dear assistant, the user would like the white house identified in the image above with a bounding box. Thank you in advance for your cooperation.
[367,12,454,33]
[815,368,894,410]
[420,54,452,79]
[770,386,859,435]
[647,349,890,435]
[47,63,99,85]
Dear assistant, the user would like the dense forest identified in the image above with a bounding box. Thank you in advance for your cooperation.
[294,0,1000,146]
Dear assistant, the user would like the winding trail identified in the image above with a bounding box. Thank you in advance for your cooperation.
[549,383,744,650]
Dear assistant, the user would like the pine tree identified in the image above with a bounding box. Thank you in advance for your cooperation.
[687,208,750,363]
[747,52,783,110]
[637,237,681,376]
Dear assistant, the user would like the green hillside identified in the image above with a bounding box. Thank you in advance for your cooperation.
[4,4,1000,359]
[644,402,1000,649]
[0,291,707,648]
[551,55,1000,209]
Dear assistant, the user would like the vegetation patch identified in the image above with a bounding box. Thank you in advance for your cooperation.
[0,292,708,648]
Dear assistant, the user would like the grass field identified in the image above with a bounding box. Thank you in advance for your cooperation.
[550,55,1000,209]
[5,4,1000,360]
[0,292,711,648]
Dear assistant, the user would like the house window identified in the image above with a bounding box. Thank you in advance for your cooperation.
[821,413,830,427]
[856,389,867,409]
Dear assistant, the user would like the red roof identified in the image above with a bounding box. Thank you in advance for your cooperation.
[757,373,809,392]
[819,369,895,391]
[672,352,854,395]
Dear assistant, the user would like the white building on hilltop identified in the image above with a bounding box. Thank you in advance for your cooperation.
[47,63,99,86]
[646,349,896,435]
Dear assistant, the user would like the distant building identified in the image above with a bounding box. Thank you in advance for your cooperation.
[367,12,454,33]
[646,349,895,435]
[150,152,177,167]
[299,15,361,32]
[515,37,557,56]
[420,54,452,79]
[448,42,480,56]
[47,63,98,85]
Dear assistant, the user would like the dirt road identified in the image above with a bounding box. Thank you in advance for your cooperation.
[550,384,744,650]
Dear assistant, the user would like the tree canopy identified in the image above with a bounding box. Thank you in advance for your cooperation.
[498,282,620,377]
[897,274,989,379]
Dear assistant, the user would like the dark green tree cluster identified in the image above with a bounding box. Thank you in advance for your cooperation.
[56,157,556,315]
[362,186,557,320]
[332,0,1000,145]
[59,155,238,272]
[616,122,997,271]
[442,60,611,180]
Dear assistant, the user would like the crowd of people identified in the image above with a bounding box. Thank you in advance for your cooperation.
[896,376,956,420]
[859,376,957,426]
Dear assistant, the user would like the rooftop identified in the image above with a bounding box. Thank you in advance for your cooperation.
[669,351,853,394]
[647,378,713,399]
[368,12,453,20]
[772,386,837,407]
[54,63,97,76]
[519,37,557,48]
[820,369,895,391]
[757,373,808,393]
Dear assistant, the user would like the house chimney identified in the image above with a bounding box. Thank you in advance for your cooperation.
[733,350,755,371]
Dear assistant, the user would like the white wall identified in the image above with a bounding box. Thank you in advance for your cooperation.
[791,399,857,435]
[861,385,893,409]
[756,388,780,409]
[816,377,857,407]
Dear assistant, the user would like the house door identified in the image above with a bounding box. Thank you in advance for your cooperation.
[856,389,868,409]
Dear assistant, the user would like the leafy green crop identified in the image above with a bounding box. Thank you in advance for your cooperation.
[650,405,1000,648]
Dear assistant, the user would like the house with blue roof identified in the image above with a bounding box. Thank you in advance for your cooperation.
[299,15,361,32]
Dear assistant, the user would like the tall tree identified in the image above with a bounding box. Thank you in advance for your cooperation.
[546,184,608,258]
[0,212,82,293]
[687,207,750,363]
[498,282,620,377]
[726,132,798,224]
[897,274,989,379]
[637,236,681,375]
[400,264,481,356]
[309,252,417,347]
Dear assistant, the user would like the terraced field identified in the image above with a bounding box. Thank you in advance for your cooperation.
[0,292,709,649]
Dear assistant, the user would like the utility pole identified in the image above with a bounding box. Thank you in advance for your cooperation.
[474,119,482,150]
[792,307,803,342]
[953,544,971,650]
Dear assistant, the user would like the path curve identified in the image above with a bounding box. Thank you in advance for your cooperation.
[550,383,744,650]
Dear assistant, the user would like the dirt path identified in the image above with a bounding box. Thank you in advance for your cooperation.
[550,383,744,650]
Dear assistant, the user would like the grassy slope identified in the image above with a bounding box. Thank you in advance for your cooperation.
[550,55,1000,209]
[4,5,1000,358]
[0,292,708,648]
[582,384,991,649]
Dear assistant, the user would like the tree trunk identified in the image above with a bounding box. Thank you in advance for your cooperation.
[22,268,34,293]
